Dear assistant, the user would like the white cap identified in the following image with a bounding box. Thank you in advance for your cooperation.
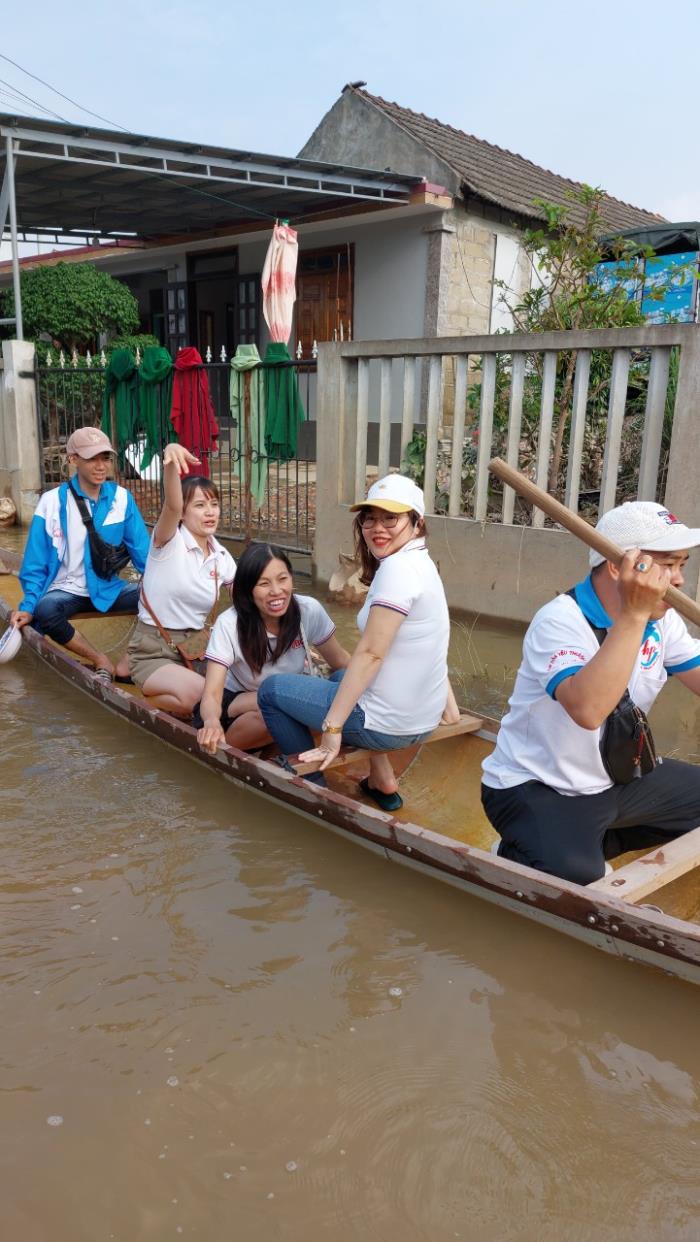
[350,474,425,518]
[590,501,700,568]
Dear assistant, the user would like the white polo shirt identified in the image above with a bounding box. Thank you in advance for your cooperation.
[356,537,450,735]
[138,525,236,631]
[49,489,89,596]
[482,575,700,797]
[206,595,336,693]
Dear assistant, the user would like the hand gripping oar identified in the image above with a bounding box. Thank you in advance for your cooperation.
[488,457,700,630]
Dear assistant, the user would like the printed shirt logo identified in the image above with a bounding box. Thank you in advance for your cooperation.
[547,647,586,672]
[640,628,661,670]
[291,637,303,649]
[657,509,681,525]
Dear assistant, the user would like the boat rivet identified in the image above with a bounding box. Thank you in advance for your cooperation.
[656,940,665,949]
[515,890,524,899]
[587,914,596,925]
[611,924,619,933]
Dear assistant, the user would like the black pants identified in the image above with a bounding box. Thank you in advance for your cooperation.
[481,759,700,886]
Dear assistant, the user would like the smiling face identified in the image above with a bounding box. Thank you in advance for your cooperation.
[359,506,417,560]
[182,486,221,540]
[72,451,113,492]
[252,557,294,627]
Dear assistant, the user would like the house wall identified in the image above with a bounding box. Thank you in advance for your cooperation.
[299,90,459,191]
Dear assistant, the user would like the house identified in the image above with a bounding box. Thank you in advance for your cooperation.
[1,86,663,356]
[300,85,665,335]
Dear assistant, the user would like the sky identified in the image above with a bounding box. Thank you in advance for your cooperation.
[1,0,699,252]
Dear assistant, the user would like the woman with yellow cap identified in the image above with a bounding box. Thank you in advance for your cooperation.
[257,474,459,810]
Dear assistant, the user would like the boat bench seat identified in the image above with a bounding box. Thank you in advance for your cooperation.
[293,711,484,776]
[70,610,135,622]
[588,824,700,902]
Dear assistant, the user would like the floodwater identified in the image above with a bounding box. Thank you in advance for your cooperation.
[2,533,700,1240]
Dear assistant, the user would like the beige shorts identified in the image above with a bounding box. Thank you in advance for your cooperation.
[127,619,203,687]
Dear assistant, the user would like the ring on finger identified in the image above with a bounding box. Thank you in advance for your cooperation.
[635,560,649,573]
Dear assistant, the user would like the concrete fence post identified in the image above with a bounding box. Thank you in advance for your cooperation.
[0,340,41,524]
[314,343,356,585]
[665,327,700,524]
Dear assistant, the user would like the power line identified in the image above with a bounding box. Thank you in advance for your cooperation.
[0,53,126,131]
[0,75,68,123]
[0,55,277,225]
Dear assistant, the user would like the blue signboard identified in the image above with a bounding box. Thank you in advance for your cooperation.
[641,252,698,323]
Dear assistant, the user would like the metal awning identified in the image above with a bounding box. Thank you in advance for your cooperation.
[0,113,420,337]
[0,112,417,242]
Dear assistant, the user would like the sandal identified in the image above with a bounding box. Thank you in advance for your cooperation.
[359,777,403,812]
[113,673,134,685]
[93,667,113,684]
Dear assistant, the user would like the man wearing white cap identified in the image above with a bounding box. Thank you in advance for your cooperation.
[481,501,700,885]
[10,426,150,681]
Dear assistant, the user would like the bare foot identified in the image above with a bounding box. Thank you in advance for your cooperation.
[368,753,398,794]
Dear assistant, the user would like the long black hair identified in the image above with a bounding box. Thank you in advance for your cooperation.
[232,543,301,675]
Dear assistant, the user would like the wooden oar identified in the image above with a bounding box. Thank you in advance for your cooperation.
[488,457,700,629]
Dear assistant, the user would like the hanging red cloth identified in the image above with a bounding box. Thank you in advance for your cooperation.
[169,346,218,477]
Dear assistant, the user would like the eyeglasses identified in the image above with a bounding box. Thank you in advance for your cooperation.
[358,510,406,529]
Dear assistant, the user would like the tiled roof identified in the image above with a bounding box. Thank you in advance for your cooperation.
[355,89,665,232]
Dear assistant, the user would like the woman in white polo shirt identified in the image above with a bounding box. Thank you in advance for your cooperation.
[127,444,236,713]
[257,474,459,810]
[196,542,350,752]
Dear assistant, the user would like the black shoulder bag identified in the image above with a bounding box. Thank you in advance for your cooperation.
[565,589,658,784]
[68,481,131,581]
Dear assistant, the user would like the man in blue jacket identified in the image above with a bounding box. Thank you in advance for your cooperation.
[10,426,150,681]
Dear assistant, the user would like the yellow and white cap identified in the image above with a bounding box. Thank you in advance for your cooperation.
[350,474,425,518]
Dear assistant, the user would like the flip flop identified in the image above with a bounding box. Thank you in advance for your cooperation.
[359,777,403,812]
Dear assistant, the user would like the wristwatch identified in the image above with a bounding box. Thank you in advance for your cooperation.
[322,719,343,734]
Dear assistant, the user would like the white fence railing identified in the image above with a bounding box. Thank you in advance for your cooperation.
[318,324,700,529]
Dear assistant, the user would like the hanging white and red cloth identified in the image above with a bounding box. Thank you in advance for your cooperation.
[261,222,298,345]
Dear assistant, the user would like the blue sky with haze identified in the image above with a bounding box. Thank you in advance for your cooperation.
[1,0,698,230]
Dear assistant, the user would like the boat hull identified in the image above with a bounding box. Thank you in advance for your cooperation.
[3,555,700,988]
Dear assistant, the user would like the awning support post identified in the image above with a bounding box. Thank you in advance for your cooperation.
[4,135,23,339]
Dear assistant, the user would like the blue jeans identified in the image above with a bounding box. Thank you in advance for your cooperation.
[258,670,430,782]
[33,584,140,646]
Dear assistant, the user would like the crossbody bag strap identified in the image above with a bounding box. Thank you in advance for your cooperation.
[68,480,95,529]
[565,586,633,707]
[139,560,219,650]
[139,584,178,651]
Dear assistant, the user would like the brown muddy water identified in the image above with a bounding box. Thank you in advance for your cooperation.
[2,530,700,1241]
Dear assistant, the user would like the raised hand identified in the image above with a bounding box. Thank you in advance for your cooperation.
[163,444,201,476]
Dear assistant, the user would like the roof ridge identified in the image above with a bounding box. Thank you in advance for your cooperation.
[355,88,662,221]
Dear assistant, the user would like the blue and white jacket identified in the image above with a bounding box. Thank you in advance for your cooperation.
[19,479,150,614]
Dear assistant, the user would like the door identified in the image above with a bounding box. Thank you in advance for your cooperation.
[295,246,353,357]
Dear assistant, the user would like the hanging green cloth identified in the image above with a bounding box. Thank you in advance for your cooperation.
[230,344,266,512]
[263,341,306,461]
[101,348,139,468]
[139,346,174,470]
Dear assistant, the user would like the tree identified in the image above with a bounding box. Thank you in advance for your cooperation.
[0,261,140,352]
[493,184,648,492]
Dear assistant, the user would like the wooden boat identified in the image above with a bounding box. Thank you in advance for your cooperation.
[3,544,700,988]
